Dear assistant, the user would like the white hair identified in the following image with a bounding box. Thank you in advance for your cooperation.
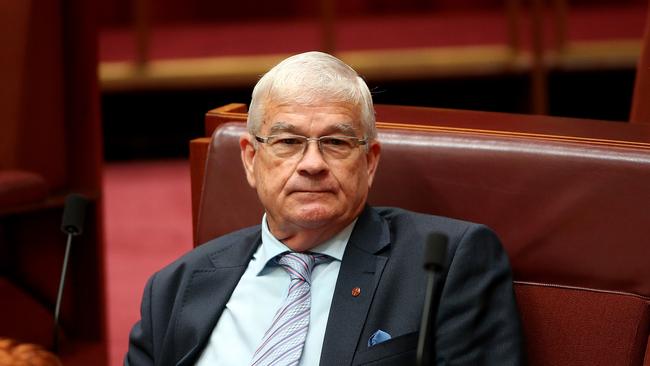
[247,51,376,140]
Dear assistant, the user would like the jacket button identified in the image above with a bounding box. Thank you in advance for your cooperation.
[351,287,361,297]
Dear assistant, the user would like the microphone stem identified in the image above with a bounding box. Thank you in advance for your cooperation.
[53,233,73,353]
[417,270,437,366]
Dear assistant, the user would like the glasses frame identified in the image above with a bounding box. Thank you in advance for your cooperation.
[254,134,368,160]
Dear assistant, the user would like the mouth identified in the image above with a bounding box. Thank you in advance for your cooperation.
[291,190,332,194]
[287,181,336,195]
[288,186,337,196]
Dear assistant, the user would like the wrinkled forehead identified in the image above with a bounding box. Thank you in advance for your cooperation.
[265,86,363,109]
[261,100,363,133]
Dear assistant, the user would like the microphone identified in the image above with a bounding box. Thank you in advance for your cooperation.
[60,193,88,235]
[53,193,89,353]
[416,232,448,366]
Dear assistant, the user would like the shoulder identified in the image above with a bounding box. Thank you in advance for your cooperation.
[371,206,503,259]
[374,206,523,363]
[374,206,470,227]
[373,206,492,237]
[149,225,261,286]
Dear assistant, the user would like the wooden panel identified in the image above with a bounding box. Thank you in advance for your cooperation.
[190,138,210,244]
[630,1,650,123]
[0,0,31,168]
[204,103,248,136]
[205,103,650,141]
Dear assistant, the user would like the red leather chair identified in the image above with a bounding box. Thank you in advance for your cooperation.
[191,104,650,365]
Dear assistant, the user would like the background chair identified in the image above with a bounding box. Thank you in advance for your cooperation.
[0,0,106,364]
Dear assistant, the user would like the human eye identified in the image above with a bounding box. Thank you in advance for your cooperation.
[271,135,305,146]
[266,135,305,158]
[320,136,354,148]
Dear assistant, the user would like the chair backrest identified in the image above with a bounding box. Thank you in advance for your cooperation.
[193,107,650,366]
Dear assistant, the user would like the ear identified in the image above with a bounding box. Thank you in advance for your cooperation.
[365,140,381,188]
[240,134,258,188]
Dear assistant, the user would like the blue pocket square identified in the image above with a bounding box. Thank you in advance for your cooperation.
[368,329,392,347]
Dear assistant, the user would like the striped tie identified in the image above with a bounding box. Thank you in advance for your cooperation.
[250,252,330,366]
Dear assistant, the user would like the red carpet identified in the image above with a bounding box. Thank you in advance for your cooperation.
[103,160,194,365]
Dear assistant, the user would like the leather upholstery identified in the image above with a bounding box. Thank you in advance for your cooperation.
[0,171,48,210]
[515,283,649,366]
[198,122,650,293]
[195,114,650,365]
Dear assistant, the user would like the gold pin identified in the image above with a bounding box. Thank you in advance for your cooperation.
[351,287,361,297]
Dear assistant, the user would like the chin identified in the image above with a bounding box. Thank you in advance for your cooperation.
[293,205,343,228]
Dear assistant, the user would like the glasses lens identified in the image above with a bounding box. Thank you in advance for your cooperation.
[263,135,363,159]
[319,136,356,158]
[268,135,306,158]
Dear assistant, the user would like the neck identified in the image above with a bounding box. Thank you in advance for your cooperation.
[278,230,338,252]
[267,219,355,252]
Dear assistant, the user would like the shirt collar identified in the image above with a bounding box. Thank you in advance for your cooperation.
[254,213,357,276]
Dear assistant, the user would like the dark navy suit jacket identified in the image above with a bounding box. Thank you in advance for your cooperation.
[126,206,524,365]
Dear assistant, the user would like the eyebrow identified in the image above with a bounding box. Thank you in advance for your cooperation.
[268,122,359,136]
[332,123,358,137]
[268,122,297,135]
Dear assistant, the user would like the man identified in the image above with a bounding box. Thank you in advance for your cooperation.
[126,51,524,365]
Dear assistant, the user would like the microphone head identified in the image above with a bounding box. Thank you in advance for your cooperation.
[61,193,89,236]
[423,232,448,270]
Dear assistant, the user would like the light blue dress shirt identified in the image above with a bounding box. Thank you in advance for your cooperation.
[195,214,355,365]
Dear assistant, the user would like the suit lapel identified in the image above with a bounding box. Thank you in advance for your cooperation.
[320,207,390,365]
[169,231,261,366]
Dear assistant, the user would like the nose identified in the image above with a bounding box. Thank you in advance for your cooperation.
[296,140,328,175]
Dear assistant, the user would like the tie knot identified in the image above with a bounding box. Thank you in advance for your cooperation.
[276,252,330,283]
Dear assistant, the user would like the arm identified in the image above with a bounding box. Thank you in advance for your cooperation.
[435,225,525,365]
[125,276,156,366]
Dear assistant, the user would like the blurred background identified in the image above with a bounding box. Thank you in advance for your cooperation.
[1,0,648,364]
[100,0,648,159]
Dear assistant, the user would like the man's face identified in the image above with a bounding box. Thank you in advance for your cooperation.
[240,102,381,247]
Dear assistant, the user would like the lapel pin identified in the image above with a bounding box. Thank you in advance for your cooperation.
[351,287,361,297]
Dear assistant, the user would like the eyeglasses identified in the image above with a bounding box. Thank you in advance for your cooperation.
[254,134,368,160]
